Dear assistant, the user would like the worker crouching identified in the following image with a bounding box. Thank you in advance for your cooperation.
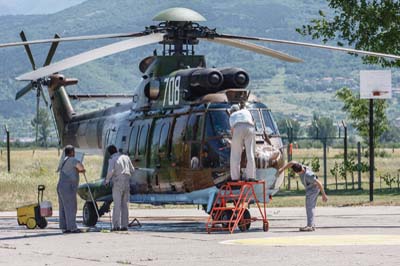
[105,145,135,231]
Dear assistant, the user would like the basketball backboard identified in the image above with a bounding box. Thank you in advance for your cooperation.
[360,70,392,99]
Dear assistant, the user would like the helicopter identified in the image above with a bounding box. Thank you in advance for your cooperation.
[1,7,400,227]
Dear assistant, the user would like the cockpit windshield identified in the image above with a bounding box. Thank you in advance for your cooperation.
[261,109,279,135]
[249,110,264,133]
[205,110,231,137]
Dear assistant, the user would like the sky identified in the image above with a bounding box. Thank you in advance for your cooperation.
[0,0,86,15]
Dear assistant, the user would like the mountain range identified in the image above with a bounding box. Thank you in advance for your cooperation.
[0,0,399,139]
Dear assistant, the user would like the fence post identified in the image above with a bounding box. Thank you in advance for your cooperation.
[357,142,362,190]
[323,139,327,190]
[342,121,348,188]
[286,120,293,190]
[4,125,10,173]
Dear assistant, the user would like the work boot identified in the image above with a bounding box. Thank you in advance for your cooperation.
[120,227,128,231]
[299,226,315,232]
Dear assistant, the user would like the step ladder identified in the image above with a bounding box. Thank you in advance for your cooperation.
[206,180,269,234]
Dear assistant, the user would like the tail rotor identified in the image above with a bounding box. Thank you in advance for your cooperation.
[16,31,60,145]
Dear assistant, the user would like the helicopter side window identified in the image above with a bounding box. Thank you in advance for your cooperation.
[151,122,163,155]
[171,115,188,161]
[128,126,139,157]
[250,110,263,132]
[187,113,204,141]
[205,111,230,137]
[116,125,129,153]
[138,124,149,155]
[159,122,170,153]
[261,109,279,135]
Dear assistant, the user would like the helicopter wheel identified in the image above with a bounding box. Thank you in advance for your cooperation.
[238,209,251,232]
[83,201,98,226]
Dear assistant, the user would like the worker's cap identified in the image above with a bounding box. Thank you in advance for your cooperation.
[229,104,240,114]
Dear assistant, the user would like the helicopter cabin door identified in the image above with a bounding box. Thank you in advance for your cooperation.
[149,118,173,192]
[170,114,189,192]
[100,126,117,178]
[128,119,152,192]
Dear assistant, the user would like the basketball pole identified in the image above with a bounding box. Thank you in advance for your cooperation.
[369,99,374,202]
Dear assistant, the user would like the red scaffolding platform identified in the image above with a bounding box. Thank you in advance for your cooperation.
[206,180,269,234]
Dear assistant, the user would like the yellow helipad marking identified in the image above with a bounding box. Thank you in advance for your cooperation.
[221,235,400,246]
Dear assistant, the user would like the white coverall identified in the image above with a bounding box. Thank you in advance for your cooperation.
[106,153,135,229]
[229,109,256,181]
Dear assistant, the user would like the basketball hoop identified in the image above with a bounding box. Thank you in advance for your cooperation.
[372,90,389,97]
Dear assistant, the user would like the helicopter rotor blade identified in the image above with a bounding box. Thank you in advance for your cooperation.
[19,31,36,70]
[206,37,303,63]
[216,34,400,61]
[43,34,61,67]
[0,32,146,49]
[15,82,34,100]
[16,33,165,81]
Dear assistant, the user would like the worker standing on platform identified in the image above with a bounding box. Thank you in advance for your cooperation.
[228,104,256,182]
[277,161,328,231]
[105,145,135,231]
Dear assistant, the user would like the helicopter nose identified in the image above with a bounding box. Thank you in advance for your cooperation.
[209,73,222,85]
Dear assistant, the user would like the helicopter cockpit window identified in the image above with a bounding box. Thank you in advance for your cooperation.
[261,109,279,135]
[250,110,263,133]
[205,111,231,137]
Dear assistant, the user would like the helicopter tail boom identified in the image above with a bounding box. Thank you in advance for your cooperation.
[47,74,78,144]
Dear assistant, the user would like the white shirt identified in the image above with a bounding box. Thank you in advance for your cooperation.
[106,153,135,184]
[229,109,254,128]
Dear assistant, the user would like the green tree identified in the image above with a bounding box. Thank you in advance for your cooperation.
[31,108,52,147]
[297,0,400,67]
[276,118,302,139]
[307,113,337,143]
[336,87,388,144]
[380,123,400,143]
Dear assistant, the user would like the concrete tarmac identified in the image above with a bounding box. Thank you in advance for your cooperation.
[1,206,400,266]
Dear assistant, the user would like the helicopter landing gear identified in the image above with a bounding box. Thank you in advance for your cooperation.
[83,201,98,226]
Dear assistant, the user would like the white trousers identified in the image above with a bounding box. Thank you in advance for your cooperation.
[230,123,256,180]
[112,180,130,229]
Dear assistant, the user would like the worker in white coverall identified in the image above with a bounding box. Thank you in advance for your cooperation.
[228,104,256,182]
[105,145,135,231]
